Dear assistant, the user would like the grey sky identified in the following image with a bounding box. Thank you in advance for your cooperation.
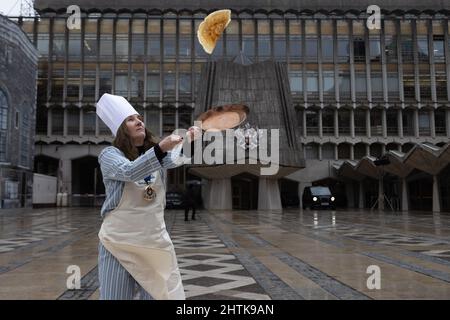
[0,0,33,16]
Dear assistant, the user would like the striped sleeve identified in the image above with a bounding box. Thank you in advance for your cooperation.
[161,149,191,169]
[99,146,163,182]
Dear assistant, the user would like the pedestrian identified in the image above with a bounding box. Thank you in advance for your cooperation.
[183,184,196,221]
[96,93,200,300]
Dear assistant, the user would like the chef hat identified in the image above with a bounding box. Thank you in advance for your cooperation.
[96,93,139,136]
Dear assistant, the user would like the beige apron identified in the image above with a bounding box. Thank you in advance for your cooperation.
[98,170,185,300]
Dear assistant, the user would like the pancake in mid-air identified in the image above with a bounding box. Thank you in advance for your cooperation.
[197,9,231,54]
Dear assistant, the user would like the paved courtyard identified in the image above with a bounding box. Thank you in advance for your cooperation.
[0,207,450,299]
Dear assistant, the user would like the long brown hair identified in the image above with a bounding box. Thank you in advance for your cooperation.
[113,118,159,161]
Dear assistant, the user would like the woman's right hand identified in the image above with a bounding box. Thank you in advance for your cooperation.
[158,134,183,153]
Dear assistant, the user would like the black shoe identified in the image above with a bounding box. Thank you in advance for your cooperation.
[184,218,189,221]
[192,217,196,220]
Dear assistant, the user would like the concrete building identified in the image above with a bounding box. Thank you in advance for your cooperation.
[12,0,450,211]
[0,14,39,209]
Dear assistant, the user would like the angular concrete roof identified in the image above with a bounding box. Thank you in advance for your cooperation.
[335,143,450,179]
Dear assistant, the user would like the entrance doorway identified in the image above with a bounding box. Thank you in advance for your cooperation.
[231,173,259,210]
[71,156,105,206]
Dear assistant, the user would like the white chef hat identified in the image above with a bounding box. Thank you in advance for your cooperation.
[96,93,140,136]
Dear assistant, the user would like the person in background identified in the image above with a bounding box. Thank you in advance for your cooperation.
[183,184,196,221]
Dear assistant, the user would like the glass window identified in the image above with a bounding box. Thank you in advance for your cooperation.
[67,107,80,135]
[337,38,350,57]
[179,19,192,58]
[289,35,301,58]
[369,38,381,61]
[370,109,382,136]
[417,37,429,61]
[305,143,319,159]
[179,106,192,129]
[322,109,334,136]
[116,19,129,58]
[83,107,96,135]
[99,65,112,96]
[162,107,176,135]
[226,20,239,57]
[37,34,49,55]
[164,72,175,96]
[51,108,64,135]
[387,109,398,136]
[179,36,191,58]
[306,75,318,92]
[401,36,414,62]
[385,36,398,62]
[243,35,255,58]
[20,110,30,167]
[322,143,335,159]
[289,73,302,93]
[338,110,350,136]
[306,110,319,135]
[371,74,383,96]
[353,37,365,61]
[114,75,128,96]
[419,110,431,135]
[147,74,160,97]
[321,36,333,60]
[355,74,367,93]
[257,35,270,58]
[435,109,447,135]
[68,31,81,59]
[323,73,335,93]
[273,20,286,58]
[179,73,191,94]
[0,90,8,161]
[273,36,286,58]
[52,34,65,58]
[84,34,98,58]
[305,38,317,58]
[433,35,445,58]
[36,106,48,135]
[132,34,145,58]
[354,109,367,135]
[257,20,270,58]
[146,107,160,136]
[339,74,351,99]
[338,144,351,159]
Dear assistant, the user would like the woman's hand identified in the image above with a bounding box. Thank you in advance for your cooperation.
[187,126,202,142]
[158,134,183,152]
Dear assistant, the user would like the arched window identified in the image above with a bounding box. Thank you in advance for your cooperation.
[0,90,8,161]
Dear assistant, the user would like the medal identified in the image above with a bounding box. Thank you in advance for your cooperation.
[143,174,156,202]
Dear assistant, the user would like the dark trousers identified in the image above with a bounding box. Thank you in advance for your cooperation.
[184,204,196,220]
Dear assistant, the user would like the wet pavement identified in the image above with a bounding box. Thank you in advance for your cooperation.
[1,207,450,299]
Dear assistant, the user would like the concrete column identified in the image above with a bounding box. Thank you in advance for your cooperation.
[430,109,436,138]
[414,108,419,138]
[299,181,313,209]
[205,178,232,210]
[258,178,282,211]
[381,108,387,138]
[318,109,323,138]
[378,178,385,210]
[359,181,365,209]
[432,174,441,213]
[350,108,355,138]
[398,109,404,138]
[366,109,371,138]
[401,177,409,211]
[346,182,355,208]
[334,109,339,138]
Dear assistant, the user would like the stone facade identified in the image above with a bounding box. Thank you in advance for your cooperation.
[0,15,39,209]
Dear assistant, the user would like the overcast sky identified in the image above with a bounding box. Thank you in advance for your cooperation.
[0,0,33,16]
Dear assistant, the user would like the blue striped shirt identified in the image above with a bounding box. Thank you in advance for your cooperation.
[98,146,183,218]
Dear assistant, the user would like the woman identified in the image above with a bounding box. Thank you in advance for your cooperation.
[96,93,200,300]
